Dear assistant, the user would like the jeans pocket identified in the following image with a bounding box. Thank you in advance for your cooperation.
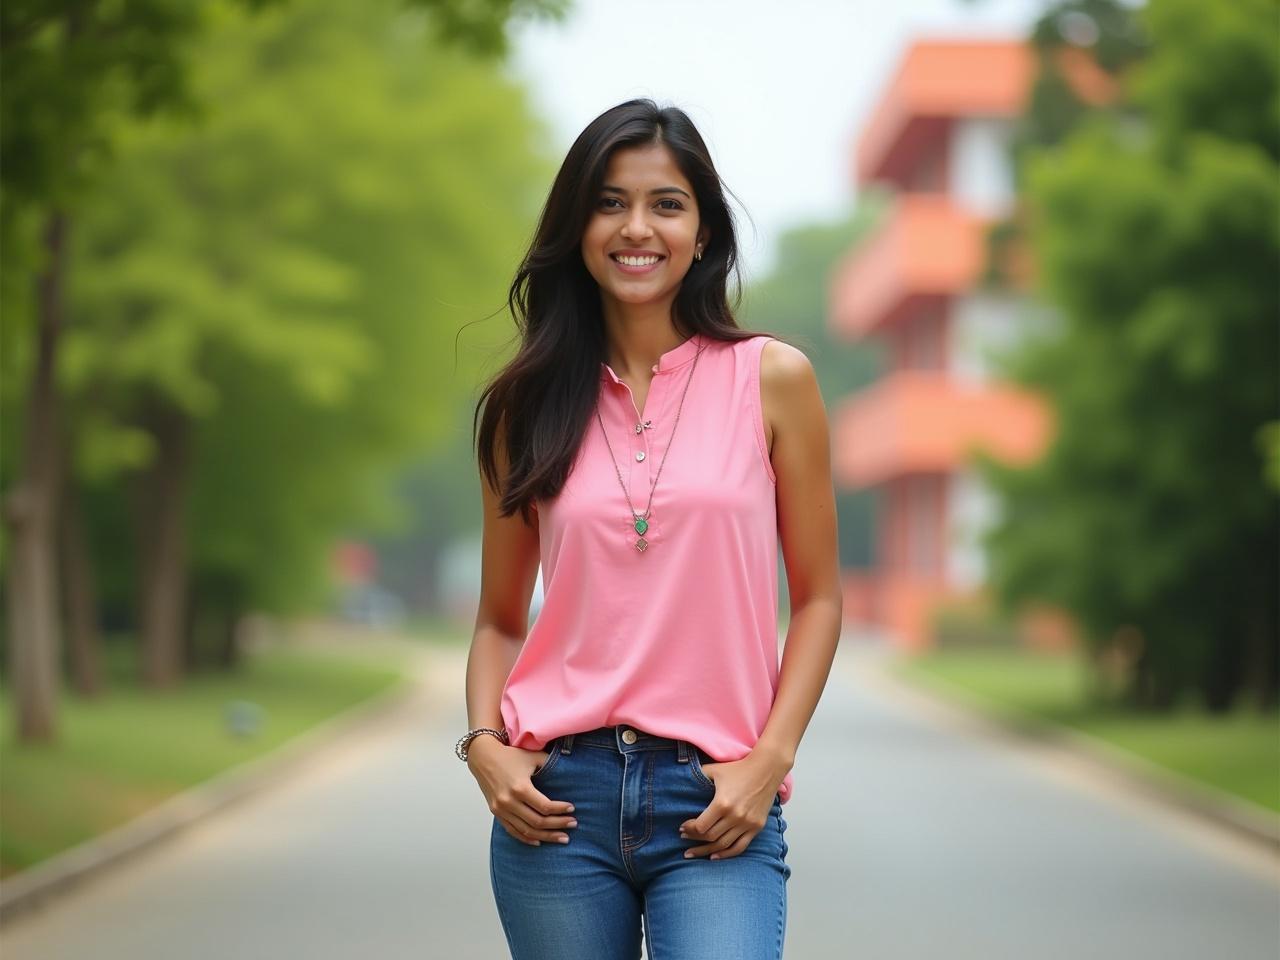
[530,736,563,781]
[686,745,717,792]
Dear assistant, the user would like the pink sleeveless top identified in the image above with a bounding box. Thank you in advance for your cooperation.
[499,332,793,804]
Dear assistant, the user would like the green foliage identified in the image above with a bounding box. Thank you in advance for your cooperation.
[740,199,887,569]
[0,0,276,573]
[1,1,209,209]
[53,0,556,618]
[743,195,888,396]
[980,0,1280,710]
[1260,421,1280,493]
[406,0,571,58]
[1014,0,1150,173]
[895,648,1280,811]
[1130,0,1279,161]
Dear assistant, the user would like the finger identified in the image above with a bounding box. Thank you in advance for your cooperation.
[709,830,755,861]
[524,789,579,830]
[515,815,574,843]
[682,823,737,858]
[511,800,574,843]
[708,825,750,854]
[681,805,726,839]
[504,810,572,845]
[498,815,542,846]
[680,820,715,841]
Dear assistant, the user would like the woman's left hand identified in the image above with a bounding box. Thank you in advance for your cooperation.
[679,747,790,861]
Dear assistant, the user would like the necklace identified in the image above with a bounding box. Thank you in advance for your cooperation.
[595,333,706,552]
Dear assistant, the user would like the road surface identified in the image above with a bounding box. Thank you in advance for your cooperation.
[2,635,1276,958]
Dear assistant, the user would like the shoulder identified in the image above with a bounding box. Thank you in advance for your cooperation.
[757,337,813,387]
[755,337,819,450]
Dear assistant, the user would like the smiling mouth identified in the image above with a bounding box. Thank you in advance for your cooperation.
[610,254,665,272]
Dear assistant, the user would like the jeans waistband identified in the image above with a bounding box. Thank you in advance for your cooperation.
[551,724,698,764]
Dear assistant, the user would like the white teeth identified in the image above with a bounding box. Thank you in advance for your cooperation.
[614,255,661,266]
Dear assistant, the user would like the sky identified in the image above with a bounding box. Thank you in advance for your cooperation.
[508,0,1049,281]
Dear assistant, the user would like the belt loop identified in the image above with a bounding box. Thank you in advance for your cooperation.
[677,740,689,763]
[561,732,575,755]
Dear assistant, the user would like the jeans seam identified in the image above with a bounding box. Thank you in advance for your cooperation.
[777,884,784,959]
[622,751,656,851]
[642,903,657,960]
[531,736,562,780]
[688,749,716,790]
[489,824,519,957]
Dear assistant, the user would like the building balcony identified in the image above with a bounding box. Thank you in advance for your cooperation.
[832,370,1052,489]
[856,39,1116,188]
[829,195,992,342]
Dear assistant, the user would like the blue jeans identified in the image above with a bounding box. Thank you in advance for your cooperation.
[489,724,791,959]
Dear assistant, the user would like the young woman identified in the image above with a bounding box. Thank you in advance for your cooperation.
[458,98,842,960]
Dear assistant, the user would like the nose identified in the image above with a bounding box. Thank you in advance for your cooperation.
[620,204,653,239]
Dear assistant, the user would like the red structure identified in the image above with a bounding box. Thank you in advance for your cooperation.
[830,39,1112,651]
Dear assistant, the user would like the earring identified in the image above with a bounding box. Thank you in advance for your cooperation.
[694,247,703,261]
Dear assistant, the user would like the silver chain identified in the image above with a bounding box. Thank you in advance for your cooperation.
[595,333,706,550]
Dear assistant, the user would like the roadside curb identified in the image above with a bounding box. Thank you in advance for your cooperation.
[839,642,1280,858]
[0,643,436,926]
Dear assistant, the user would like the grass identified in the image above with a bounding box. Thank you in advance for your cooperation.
[891,647,1280,814]
[0,640,411,878]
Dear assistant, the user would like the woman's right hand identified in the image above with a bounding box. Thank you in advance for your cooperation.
[467,736,578,847]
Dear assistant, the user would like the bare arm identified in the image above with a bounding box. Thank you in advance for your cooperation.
[466,415,541,754]
[754,339,843,768]
[465,417,577,847]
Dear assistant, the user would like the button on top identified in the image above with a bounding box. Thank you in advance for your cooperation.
[621,729,638,744]
[635,451,645,461]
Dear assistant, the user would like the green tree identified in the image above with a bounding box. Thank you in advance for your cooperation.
[1,0,270,740]
[1,0,564,741]
[979,0,1279,711]
[64,0,555,676]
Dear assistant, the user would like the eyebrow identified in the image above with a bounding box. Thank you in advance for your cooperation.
[601,184,691,199]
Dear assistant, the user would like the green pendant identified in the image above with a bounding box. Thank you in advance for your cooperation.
[633,517,649,535]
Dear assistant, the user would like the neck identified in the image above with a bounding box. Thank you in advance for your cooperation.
[601,299,689,380]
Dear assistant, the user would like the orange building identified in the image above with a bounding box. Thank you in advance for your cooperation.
[829,39,1110,651]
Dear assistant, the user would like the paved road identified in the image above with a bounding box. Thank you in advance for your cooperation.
[2,637,1277,959]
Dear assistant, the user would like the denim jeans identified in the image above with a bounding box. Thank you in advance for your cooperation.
[489,724,791,959]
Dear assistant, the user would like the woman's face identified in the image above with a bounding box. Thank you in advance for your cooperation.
[581,142,709,309]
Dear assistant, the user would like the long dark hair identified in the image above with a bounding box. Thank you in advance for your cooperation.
[474,98,790,524]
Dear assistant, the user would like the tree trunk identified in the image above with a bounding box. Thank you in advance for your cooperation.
[135,397,191,689]
[1128,642,1181,711]
[216,604,243,671]
[60,463,104,698]
[1242,599,1279,711]
[1200,623,1240,713]
[183,586,202,672]
[1,211,69,740]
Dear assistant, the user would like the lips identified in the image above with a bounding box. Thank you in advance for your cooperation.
[610,253,665,274]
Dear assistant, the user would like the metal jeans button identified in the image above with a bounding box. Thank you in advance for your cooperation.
[621,729,638,744]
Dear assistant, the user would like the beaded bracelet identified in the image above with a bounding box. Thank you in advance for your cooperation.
[455,726,509,761]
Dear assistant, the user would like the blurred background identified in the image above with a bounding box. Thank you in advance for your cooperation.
[1,0,1276,956]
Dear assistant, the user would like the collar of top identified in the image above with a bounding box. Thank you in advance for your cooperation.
[599,332,703,383]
